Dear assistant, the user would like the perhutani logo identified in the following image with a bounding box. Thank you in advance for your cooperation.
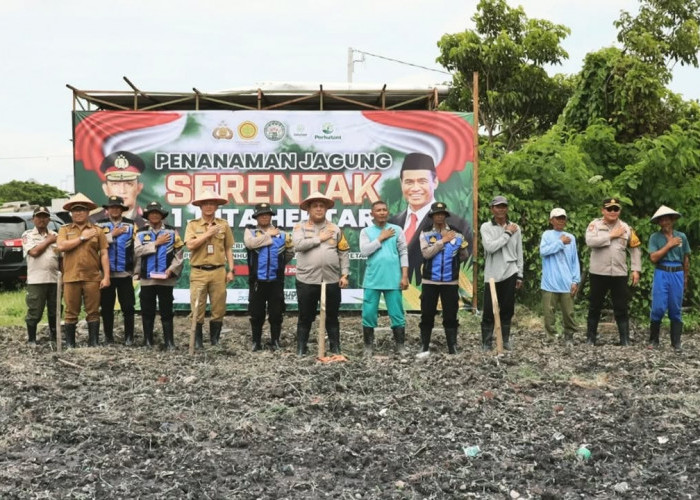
[264,120,286,141]
[237,121,258,140]
[315,122,341,140]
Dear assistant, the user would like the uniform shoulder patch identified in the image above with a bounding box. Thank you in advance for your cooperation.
[629,229,641,248]
[337,232,350,251]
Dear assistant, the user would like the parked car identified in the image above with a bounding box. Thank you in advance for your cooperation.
[0,211,65,287]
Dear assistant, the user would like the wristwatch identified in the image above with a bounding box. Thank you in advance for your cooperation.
[79,236,85,242]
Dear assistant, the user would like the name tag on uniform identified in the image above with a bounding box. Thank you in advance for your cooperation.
[207,244,214,254]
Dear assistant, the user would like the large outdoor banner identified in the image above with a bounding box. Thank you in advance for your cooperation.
[72,110,475,311]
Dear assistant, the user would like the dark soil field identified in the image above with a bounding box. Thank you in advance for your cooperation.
[1,311,699,499]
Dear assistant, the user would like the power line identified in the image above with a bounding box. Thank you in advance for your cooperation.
[352,48,452,75]
[0,154,72,161]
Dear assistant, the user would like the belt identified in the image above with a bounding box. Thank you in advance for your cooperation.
[191,264,224,271]
[656,265,684,272]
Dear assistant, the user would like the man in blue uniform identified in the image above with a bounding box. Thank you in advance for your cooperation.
[359,200,409,356]
[96,195,136,345]
[244,203,294,351]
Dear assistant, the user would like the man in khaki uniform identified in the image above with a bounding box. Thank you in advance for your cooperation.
[21,206,60,344]
[56,193,110,347]
[585,197,642,346]
[185,188,234,348]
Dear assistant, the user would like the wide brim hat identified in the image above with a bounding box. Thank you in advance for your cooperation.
[143,201,169,218]
[650,205,681,223]
[252,203,274,218]
[300,191,334,211]
[102,195,128,211]
[63,192,98,211]
[192,188,227,207]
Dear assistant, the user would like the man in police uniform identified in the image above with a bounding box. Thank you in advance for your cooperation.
[185,188,235,348]
[21,206,59,344]
[585,197,642,346]
[135,201,185,350]
[292,191,350,355]
[96,195,136,345]
[244,203,294,351]
[93,150,147,228]
[56,193,110,347]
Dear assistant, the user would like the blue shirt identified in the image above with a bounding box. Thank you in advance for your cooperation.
[540,229,581,293]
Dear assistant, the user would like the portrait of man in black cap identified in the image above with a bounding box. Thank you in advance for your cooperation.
[388,152,473,285]
[92,150,147,228]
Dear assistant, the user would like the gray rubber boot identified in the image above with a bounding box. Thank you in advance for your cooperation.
[392,326,407,355]
[26,322,37,345]
[445,327,458,354]
[363,327,375,357]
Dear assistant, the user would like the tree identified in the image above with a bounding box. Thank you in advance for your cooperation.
[0,180,68,207]
[437,0,573,150]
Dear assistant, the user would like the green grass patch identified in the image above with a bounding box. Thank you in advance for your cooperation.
[0,290,30,327]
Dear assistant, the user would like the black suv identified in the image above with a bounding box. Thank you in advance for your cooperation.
[0,212,65,287]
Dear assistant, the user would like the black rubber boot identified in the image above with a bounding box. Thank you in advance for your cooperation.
[162,319,175,351]
[445,327,458,354]
[48,316,57,342]
[327,326,341,354]
[102,313,114,345]
[124,318,134,346]
[392,326,407,355]
[26,322,37,345]
[481,323,493,352]
[64,322,77,348]
[616,319,630,346]
[121,314,134,346]
[142,317,155,348]
[87,321,100,347]
[296,325,310,356]
[251,320,263,352]
[210,321,223,346]
[502,322,512,351]
[670,321,682,351]
[419,326,432,354]
[586,316,599,345]
[363,327,375,357]
[649,320,661,347]
[269,323,281,351]
[195,323,204,349]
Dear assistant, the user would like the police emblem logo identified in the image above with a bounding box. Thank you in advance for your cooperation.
[264,121,286,141]
[143,235,152,241]
[238,121,258,140]
[429,236,437,243]
[114,155,129,170]
[212,122,234,140]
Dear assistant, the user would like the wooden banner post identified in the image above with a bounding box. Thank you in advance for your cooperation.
[317,282,326,359]
[189,289,202,356]
[489,278,503,354]
[56,271,62,353]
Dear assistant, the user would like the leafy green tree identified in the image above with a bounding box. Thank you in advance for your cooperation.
[0,180,68,207]
[437,0,573,150]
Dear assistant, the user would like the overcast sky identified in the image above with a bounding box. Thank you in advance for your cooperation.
[0,0,697,192]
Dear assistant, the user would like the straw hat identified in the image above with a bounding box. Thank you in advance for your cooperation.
[300,191,334,211]
[192,188,227,207]
[650,205,681,223]
[63,192,98,211]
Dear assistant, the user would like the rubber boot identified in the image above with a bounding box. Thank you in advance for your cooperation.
[251,320,263,352]
[121,314,134,346]
[124,317,134,346]
[102,313,114,345]
[162,319,176,351]
[392,326,407,355]
[445,327,458,354]
[26,322,37,345]
[481,323,493,352]
[419,326,432,353]
[363,327,375,357]
[87,321,100,347]
[48,316,57,342]
[296,325,310,356]
[670,321,682,351]
[586,316,599,345]
[64,322,76,348]
[648,321,661,348]
[195,323,204,349]
[210,321,223,346]
[269,323,281,351]
[327,326,341,354]
[142,317,155,348]
[502,322,512,351]
[616,318,630,346]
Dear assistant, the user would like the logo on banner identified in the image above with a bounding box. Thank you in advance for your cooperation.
[315,122,341,141]
[212,122,234,140]
[292,124,308,139]
[264,120,286,141]
[238,121,258,140]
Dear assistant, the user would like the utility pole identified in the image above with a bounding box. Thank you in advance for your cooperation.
[347,47,354,83]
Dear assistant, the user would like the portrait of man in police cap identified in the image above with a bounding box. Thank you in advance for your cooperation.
[93,150,147,228]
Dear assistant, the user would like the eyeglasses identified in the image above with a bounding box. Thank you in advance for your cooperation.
[604,206,620,212]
